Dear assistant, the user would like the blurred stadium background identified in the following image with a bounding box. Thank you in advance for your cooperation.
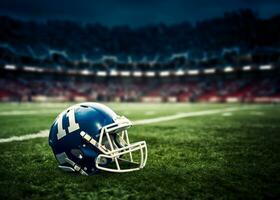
[0,9,279,104]
[1,2,280,199]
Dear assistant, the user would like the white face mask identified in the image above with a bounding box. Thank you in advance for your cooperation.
[80,116,148,173]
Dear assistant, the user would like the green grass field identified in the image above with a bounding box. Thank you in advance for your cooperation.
[0,103,280,200]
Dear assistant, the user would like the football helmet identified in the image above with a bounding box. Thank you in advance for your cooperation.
[49,102,147,175]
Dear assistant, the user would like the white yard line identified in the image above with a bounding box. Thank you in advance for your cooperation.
[134,107,240,125]
[222,112,232,117]
[0,106,252,143]
[0,110,58,116]
[250,111,264,116]
[0,130,49,143]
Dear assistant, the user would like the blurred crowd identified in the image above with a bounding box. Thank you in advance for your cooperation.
[0,75,279,103]
[0,10,280,103]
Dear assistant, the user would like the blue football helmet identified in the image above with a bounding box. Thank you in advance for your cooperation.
[49,102,147,175]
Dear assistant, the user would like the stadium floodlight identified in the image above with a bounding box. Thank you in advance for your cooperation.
[159,71,170,77]
[242,65,251,71]
[224,66,234,73]
[120,71,131,77]
[36,68,44,73]
[80,69,93,75]
[259,65,272,70]
[4,64,16,70]
[24,66,44,72]
[175,69,185,76]
[110,69,118,76]
[97,71,107,77]
[24,66,37,71]
[203,68,216,74]
[133,71,143,77]
[187,70,199,75]
[146,71,156,77]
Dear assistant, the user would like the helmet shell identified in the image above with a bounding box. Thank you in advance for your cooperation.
[49,103,118,174]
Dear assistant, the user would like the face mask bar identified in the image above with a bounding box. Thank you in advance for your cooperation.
[96,140,147,172]
[80,116,148,173]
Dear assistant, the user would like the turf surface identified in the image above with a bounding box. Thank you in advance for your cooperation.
[0,103,279,199]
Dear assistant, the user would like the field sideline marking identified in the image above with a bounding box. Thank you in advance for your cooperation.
[0,130,49,143]
[0,110,58,116]
[133,107,241,125]
[0,106,253,143]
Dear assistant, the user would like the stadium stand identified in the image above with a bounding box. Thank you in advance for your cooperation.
[0,10,279,103]
[0,74,279,103]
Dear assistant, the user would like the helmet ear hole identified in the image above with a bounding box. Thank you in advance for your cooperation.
[71,149,83,159]
[96,157,109,165]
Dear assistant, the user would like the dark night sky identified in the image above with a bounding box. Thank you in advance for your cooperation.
[0,0,280,26]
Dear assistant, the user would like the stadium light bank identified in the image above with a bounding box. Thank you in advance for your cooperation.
[80,69,93,76]
[187,70,199,75]
[97,71,107,77]
[145,71,156,77]
[242,65,252,71]
[224,66,234,73]
[4,64,17,70]
[24,66,44,72]
[259,65,272,70]
[159,71,171,77]
[203,68,216,74]
[109,70,118,76]
[120,71,131,77]
[133,71,143,77]
[175,69,185,76]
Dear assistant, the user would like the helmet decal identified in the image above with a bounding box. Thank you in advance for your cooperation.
[56,108,80,140]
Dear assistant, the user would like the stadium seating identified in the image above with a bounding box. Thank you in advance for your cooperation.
[0,75,279,103]
[0,11,279,103]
